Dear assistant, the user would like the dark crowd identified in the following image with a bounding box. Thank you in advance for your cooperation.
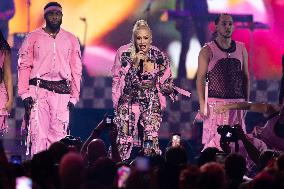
[0,114,284,189]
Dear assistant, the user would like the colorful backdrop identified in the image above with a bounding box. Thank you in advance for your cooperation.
[9,0,284,79]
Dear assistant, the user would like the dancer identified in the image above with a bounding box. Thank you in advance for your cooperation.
[112,20,191,160]
[18,2,82,155]
[0,30,13,134]
[196,13,249,150]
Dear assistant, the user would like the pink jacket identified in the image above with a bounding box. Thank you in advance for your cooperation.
[111,44,191,110]
[18,28,82,104]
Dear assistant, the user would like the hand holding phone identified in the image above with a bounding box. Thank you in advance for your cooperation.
[117,165,131,188]
[10,155,22,164]
[143,140,153,156]
[172,134,181,147]
[105,114,114,127]
[16,176,32,189]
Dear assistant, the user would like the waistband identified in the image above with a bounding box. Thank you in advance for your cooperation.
[29,78,71,94]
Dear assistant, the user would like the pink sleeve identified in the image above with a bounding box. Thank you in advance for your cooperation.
[17,35,33,100]
[157,53,173,109]
[69,37,82,105]
[111,49,122,109]
[159,52,172,84]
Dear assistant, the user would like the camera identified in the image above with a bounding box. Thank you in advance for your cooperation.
[217,125,238,143]
[60,135,82,148]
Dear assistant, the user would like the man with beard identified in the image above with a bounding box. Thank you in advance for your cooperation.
[196,13,250,150]
[18,2,82,156]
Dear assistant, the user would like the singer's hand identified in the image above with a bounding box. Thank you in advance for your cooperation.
[134,51,146,67]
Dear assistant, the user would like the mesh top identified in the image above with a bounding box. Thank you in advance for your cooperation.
[208,58,246,99]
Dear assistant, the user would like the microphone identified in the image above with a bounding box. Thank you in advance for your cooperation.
[80,17,86,22]
[137,57,144,79]
[144,0,154,13]
[139,58,144,74]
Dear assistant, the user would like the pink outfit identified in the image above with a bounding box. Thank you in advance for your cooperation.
[201,40,247,150]
[0,52,9,133]
[112,44,174,110]
[18,28,82,155]
[112,44,191,160]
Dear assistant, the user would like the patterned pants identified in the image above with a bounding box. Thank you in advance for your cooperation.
[115,101,162,160]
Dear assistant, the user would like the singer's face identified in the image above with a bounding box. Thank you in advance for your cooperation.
[216,15,234,39]
[134,28,152,53]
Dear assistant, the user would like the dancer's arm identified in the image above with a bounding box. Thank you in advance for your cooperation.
[196,45,211,115]
[3,51,13,112]
[215,102,280,116]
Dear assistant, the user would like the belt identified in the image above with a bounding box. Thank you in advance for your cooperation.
[29,78,71,94]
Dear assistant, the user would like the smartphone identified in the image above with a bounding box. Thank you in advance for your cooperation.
[117,165,131,188]
[143,140,153,156]
[171,134,181,147]
[10,155,22,164]
[16,176,32,189]
[105,114,114,127]
[144,140,153,149]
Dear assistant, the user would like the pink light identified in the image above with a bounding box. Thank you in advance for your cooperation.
[83,46,116,77]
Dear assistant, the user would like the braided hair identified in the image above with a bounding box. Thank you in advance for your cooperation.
[0,30,11,83]
[0,30,11,52]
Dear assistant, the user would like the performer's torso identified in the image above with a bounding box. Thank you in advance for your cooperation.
[25,28,74,81]
[119,47,163,109]
[207,40,246,99]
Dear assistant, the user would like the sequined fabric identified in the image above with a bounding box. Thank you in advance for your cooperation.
[201,40,248,151]
[208,58,246,99]
[113,45,173,160]
[29,78,71,94]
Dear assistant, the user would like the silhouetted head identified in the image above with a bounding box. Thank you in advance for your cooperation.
[59,152,85,189]
[48,141,69,164]
[198,147,220,166]
[165,146,188,166]
[225,153,246,180]
[199,162,226,189]
[87,139,107,166]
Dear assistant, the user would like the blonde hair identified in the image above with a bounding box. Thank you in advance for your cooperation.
[130,20,152,57]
